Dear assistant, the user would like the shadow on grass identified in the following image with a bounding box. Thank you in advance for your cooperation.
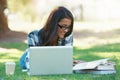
[74,29,120,39]
[0,42,27,51]
[74,43,120,61]
[0,30,28,51]
[0,62,6,77]
[0,42,120,80]
[0,31,27,42]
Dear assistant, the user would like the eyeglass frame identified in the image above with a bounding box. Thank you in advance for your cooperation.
[58,24,70,30]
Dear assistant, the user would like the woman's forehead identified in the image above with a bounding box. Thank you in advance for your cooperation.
[59,18,71,25]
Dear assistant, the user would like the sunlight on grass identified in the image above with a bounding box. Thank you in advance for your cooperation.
[0,49,23,62]
[73,42,120,61]
[0,42,26,63]
[74,36,120,48]
[1,20,120,79]
[93,52,120,59]
[0,42,120,79]
[0,48,23,54]
[74,52,120,61]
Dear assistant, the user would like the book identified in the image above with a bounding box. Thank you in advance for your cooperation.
[96,62,115,70]
[73,58,116,74]
[74,70,116,74]
[73,58,109,70]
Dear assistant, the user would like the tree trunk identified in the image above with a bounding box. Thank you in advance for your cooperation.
[0,0,10,32]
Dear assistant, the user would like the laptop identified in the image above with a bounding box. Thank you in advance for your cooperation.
[28,46,73,75]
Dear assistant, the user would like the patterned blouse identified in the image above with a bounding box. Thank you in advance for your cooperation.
[20,29,73,69]
[27,30,73,46]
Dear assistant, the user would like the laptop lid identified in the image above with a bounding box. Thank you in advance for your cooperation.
[29,46,73,75]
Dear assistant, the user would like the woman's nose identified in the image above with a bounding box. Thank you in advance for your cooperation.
[64,29,69,33]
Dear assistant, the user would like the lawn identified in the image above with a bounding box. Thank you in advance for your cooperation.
[0,42,120,80]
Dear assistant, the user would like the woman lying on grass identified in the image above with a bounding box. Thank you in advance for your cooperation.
[20,6,74,69]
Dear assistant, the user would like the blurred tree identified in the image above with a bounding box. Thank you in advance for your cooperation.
[0,0,10,32]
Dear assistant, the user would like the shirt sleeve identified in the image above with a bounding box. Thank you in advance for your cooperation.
[65,33,73,46]
[27,30,39,47]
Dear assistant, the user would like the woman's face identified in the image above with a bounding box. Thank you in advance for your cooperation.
[57,18,71,39]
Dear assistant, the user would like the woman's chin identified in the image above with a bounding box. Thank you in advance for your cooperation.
[59,36,64,39]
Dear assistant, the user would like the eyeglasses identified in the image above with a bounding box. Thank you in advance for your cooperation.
[58,24,70,30]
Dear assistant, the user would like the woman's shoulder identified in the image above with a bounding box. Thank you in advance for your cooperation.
[28,29,41,37]
[28,30,39,35]
[64,33,73,46]
[65,33,73,40]
[27,30,41,46]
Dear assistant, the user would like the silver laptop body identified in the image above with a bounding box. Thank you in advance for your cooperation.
[28,46,73,75]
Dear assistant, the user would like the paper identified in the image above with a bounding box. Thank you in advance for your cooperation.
[73,58,116,74]
[73,58,109,70]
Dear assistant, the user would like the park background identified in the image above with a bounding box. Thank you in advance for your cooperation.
[0,0,120,80]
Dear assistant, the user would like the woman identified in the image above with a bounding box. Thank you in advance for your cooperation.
[20,6,74,69]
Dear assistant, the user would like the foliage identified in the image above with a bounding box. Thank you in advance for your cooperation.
[7,0,36,22]
[7,0,30,13]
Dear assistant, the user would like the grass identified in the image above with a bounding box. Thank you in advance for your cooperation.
[0,42,120,80]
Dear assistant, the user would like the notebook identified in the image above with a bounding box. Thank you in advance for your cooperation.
[28,46,73,75]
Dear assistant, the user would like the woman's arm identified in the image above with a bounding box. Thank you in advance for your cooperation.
[65,33,73,46]
[27,30,39,47]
